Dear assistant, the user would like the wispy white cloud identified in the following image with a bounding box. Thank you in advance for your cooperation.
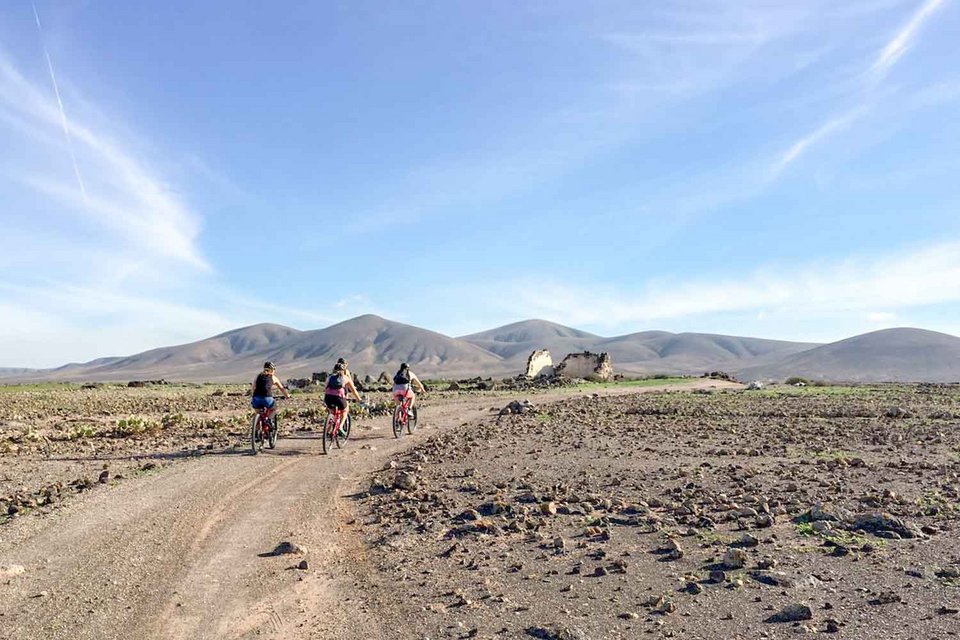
[0,49,207,270]
[771,108,866,174]
[0,42,219,366]
[32,0,86,200]
[470,240,960,331]
[867,311,898,323]
[769,0,949,177]
[869,0,948,82]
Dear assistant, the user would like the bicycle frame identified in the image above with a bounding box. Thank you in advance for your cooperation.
[256,407,273,436]
[326,407,347,435]
[396,397,411,426]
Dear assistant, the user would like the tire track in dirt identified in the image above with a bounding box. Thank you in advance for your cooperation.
[0,381,731,639]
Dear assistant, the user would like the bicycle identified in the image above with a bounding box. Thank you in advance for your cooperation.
[392,395,419,438]
[322,401,353,454]
[250,398,282,455]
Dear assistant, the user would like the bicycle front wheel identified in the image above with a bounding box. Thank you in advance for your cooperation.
[407,406,418,434]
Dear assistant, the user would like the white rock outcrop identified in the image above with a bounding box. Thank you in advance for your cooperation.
[525,349,555,378]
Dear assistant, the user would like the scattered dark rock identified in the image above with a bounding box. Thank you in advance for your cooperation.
[765,603,812,623]
[852,512,923,539]
[266,541,304,556]
[722,548,748,569]
[393,472,418,491]
[526,627,588,640]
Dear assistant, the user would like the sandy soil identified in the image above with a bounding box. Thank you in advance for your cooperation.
[5,380,958,639]
[0,380,734,639]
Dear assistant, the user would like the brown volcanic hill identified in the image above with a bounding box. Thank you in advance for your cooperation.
[44,324,303,381]
[260,314,504,378]
[600,332,820,374]
[0,367,38,379]
[7,318,956,383]
[36,315,504,382]
[461,319,602,359]
[463,321,819,375]
[736,327,960,382]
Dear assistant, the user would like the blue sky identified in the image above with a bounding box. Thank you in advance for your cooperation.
[2,0,959,367]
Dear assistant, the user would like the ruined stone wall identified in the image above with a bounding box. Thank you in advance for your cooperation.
[525,349,555,378]
[555,351,613,381]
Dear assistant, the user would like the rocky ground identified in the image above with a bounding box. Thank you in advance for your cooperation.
[357,384,960,639]
[1,381,958,639]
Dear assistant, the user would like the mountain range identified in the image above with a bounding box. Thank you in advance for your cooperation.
[2,315,958,383]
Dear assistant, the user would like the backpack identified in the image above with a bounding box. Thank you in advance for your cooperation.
[327,373,344,389]
[394,370,410,385]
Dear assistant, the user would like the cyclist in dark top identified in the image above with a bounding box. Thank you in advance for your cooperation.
[251,361,289,422]
[392,362,426,411]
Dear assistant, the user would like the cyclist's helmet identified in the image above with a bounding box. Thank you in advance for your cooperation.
[264,361,275,371]
[400,362,409,370]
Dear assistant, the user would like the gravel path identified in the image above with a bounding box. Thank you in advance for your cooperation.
[0,380,730,639]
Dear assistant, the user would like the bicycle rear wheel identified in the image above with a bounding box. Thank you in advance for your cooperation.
[268,413,279,449]
[250,414,262,455]
[407,406,418,434]
[392,405,404,438]
[322,415,334,454]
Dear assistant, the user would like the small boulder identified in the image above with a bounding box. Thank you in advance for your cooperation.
[765,603,813,623]
[393,472,418,491]
[809,503,851,523]
[852,512,923,539]
[270,541,304,556]
[722,548,748,569]
[0,564,25,578]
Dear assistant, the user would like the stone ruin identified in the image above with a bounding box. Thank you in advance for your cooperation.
[524,349,555,378]
[517,349,614,382]
[554,351,613,381]
[127,379,169,388]
[287,372,327,390]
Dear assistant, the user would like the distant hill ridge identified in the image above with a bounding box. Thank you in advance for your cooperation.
[2,316,958,383]
[738,327,960,383]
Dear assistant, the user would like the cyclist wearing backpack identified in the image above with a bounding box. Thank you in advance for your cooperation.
[324,361,362,428]
[251,361,290,422]
[393,362,426,410]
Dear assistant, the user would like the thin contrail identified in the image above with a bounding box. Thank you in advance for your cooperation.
[32,0,87,201]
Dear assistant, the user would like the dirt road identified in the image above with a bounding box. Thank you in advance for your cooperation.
[0,380,735,639]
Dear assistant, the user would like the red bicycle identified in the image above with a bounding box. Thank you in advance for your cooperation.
[251,399,282,454]
[392,396,418,438]
[322,403,352,454]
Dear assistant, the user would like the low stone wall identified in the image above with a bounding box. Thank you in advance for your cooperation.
[555,351,613,381]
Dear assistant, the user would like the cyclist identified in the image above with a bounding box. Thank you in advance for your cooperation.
[393,362,426,410]
[324,361,362,431]
[251,361,290,423]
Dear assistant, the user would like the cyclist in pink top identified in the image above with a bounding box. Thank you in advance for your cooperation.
[324,361,361,430]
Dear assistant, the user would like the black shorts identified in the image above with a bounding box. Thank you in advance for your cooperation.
[324,394,348,411]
